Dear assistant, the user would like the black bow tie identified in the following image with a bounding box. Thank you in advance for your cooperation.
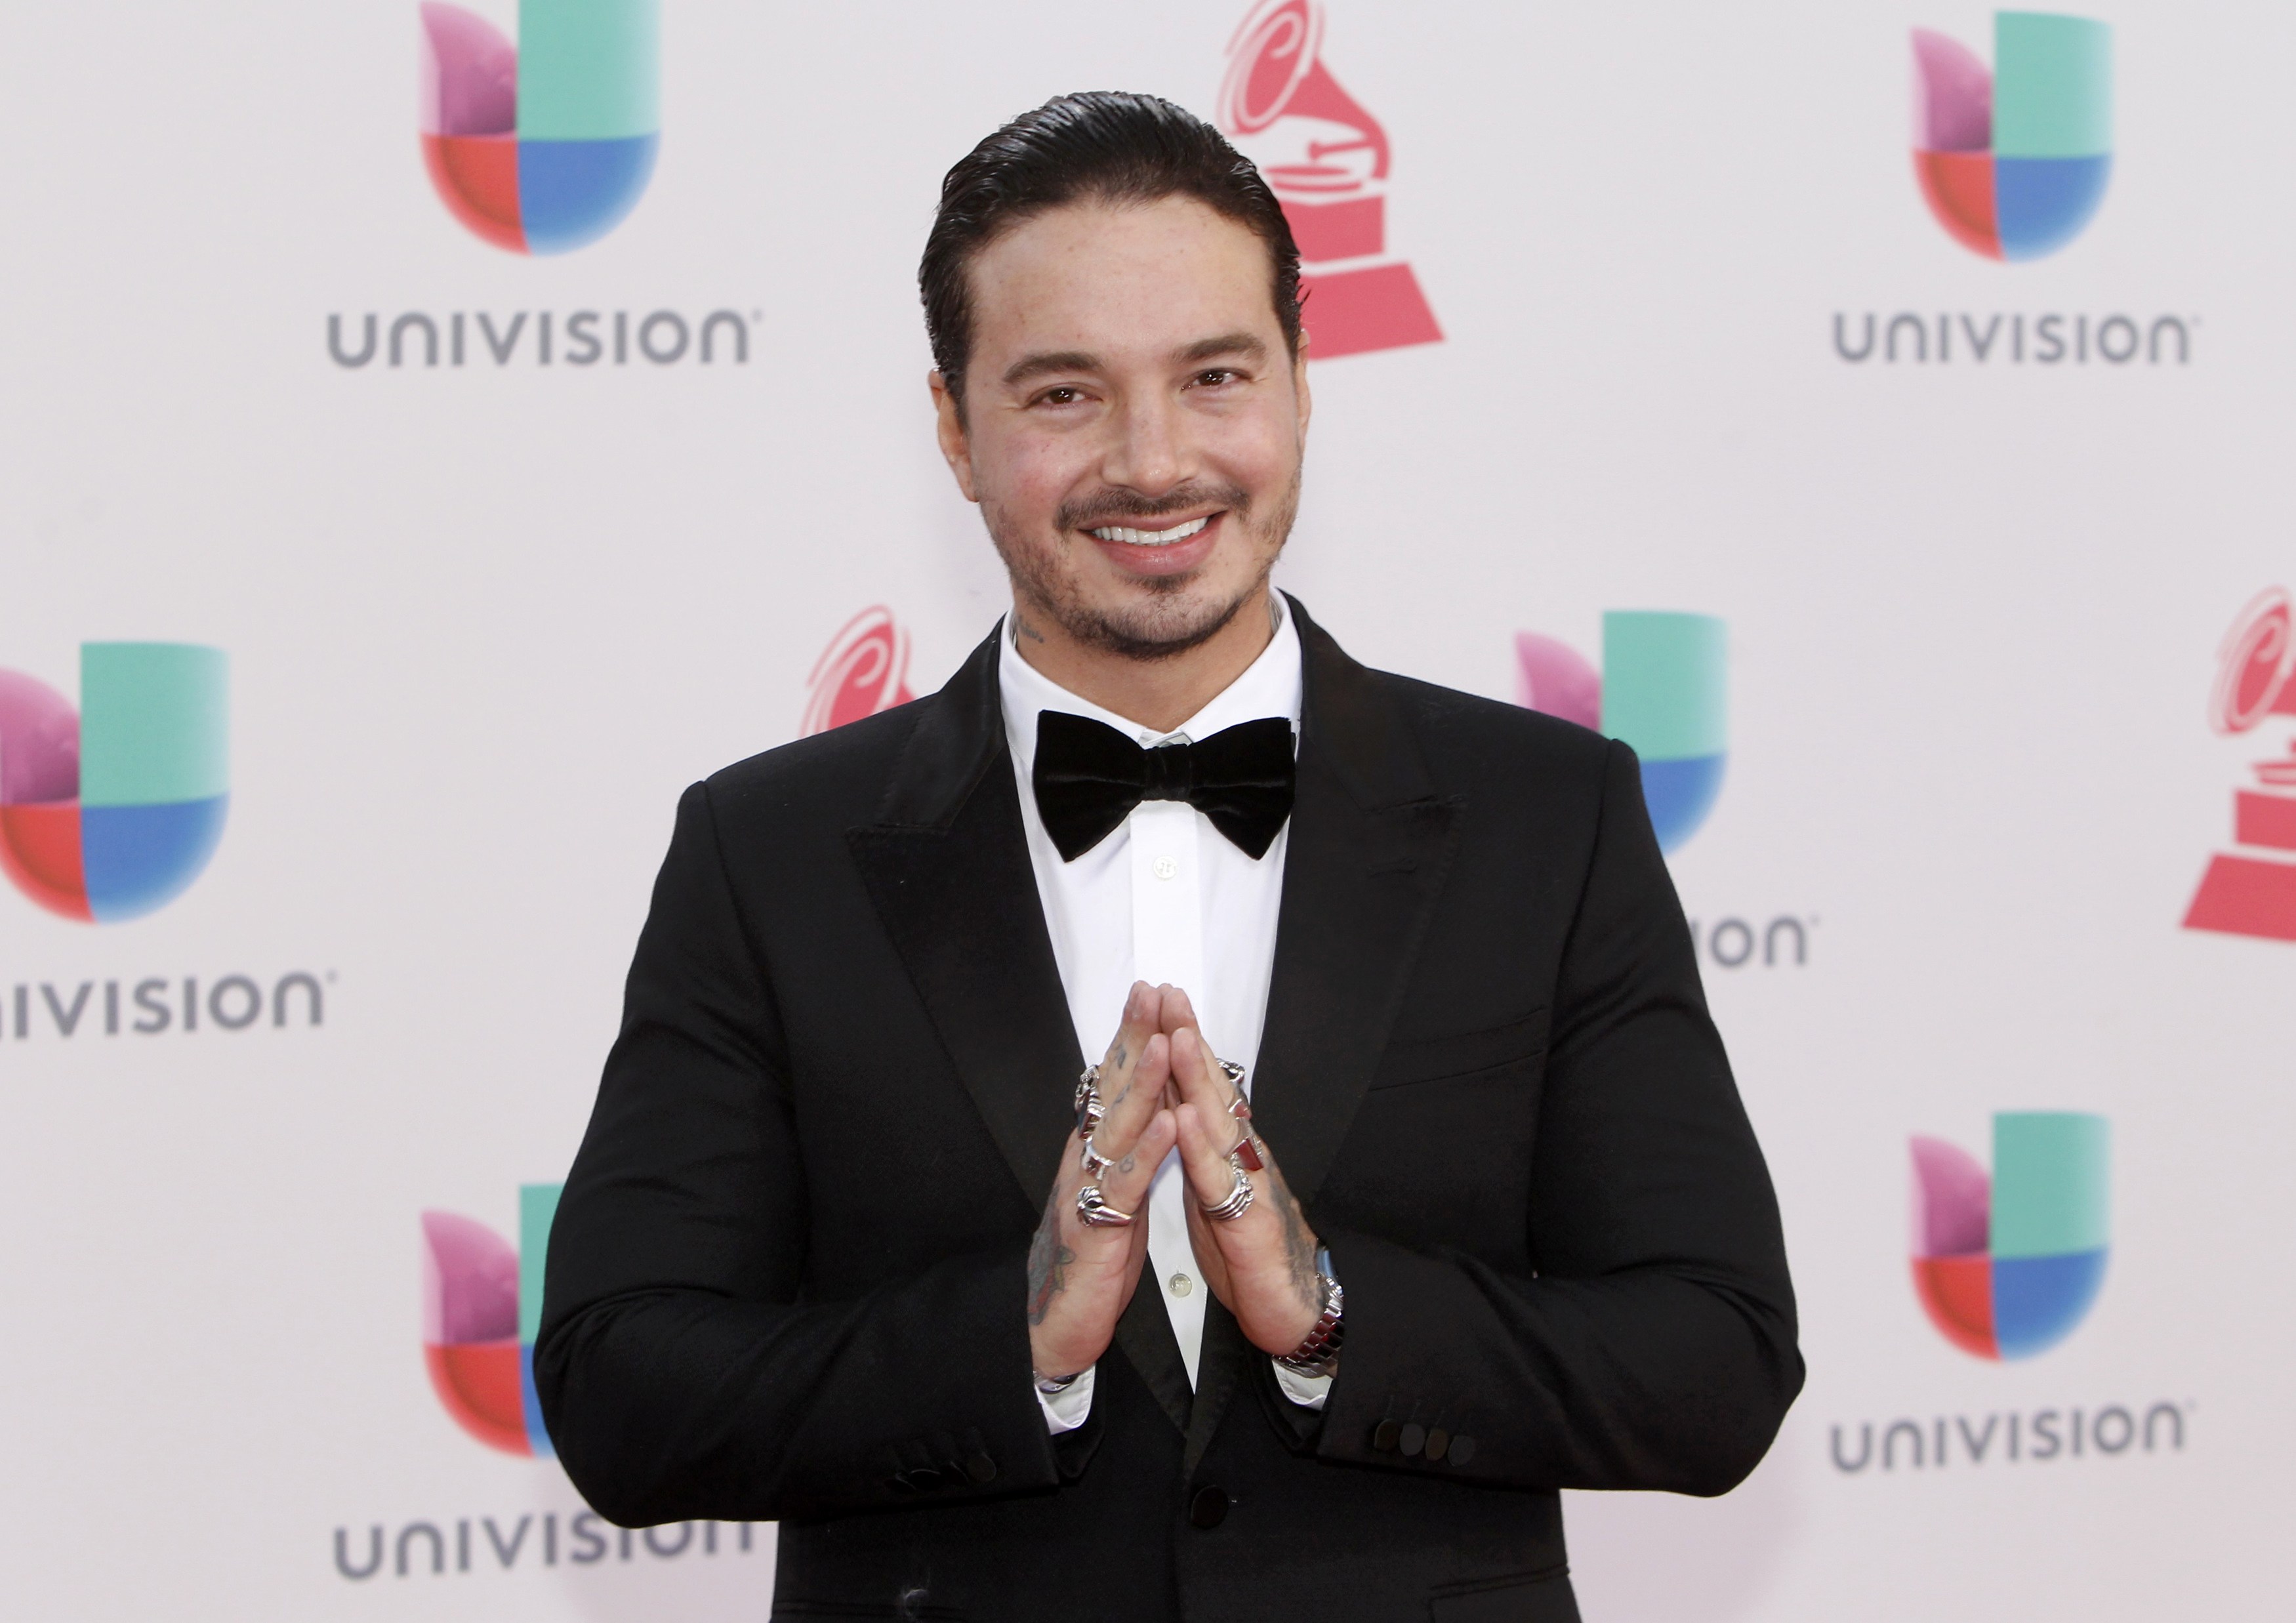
[1031,710,1296,862]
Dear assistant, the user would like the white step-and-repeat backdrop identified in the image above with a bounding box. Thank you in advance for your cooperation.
[2,2,2289,1617]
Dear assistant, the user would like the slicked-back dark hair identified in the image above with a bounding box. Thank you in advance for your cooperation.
[920,91,1303,413]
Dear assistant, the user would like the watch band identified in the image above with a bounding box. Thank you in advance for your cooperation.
[1275,1245,1345,1378]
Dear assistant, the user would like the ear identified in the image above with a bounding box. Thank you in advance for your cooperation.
[1291,342,1313,443]
[929,371,979,503]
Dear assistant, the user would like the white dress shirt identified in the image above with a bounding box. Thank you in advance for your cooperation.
[998,597,1332,1431]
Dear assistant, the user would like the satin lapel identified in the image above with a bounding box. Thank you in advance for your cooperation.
[1115,1273,1193,1437]
[1256,598,1464,1212]
[847,628,1192,1435]
[1181,598,1464,1460]
[847,630,1080,1212]
[1183,1298,1250,1476]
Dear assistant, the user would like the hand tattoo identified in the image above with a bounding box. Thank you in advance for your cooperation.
[1271,1168,1321,1314]
[1025,1190,1074,1326]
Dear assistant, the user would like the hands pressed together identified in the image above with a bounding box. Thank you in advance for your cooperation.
[1026,981,1328,1384]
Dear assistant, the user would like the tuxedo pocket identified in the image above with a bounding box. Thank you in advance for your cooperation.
[1372,1010,1551,1090]
[1427,1566,1578,1622]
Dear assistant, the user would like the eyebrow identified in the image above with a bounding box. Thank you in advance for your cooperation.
[1002,350,1099,388]
[999,332,1269,390]
[1176,332,1267,365]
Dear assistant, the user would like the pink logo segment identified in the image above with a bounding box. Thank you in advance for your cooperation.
[803,607,915,737]
[2184,588,2296,941]
[1218,0,1441,361]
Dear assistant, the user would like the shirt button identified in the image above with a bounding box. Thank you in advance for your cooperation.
[1152,855,1179,881]
[1168,1273,1194,1298]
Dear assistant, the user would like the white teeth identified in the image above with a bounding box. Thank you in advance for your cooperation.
[1088,516,1210,546]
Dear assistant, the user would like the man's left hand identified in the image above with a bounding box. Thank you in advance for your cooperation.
[1161,987,1325,1358]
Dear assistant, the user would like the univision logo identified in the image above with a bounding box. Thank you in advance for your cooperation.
[420,1,659,255]
[0,645,228,924]
[1513,613,1727,853]
[1912,1112,2109,1361]
[421,1185,560,1458]
[1912,12,2111,262]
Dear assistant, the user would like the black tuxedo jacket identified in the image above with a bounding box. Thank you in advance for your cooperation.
[537,598,1800,1622]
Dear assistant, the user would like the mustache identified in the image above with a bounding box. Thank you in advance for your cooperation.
[1057,482,1250,533]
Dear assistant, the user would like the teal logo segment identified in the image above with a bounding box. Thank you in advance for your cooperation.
[1513,611,1729,852]
[0,642,229,924]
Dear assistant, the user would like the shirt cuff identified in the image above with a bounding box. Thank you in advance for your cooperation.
[1035,1364,1096,1433]
[1271,1359,1332,1410]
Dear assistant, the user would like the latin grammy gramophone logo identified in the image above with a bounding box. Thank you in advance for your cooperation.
[1217,0,1442,361]
[2183,588,2296,943]
[803,607,914,737]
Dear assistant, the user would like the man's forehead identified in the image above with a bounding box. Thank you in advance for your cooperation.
[966,195,1279,363]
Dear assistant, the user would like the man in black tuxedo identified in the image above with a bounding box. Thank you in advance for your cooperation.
[537,92,1799,1622]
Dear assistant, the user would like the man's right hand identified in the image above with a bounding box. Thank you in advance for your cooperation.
[1027,981,1178,1382]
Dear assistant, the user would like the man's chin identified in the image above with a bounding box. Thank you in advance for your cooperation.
[1062,587,1250,664]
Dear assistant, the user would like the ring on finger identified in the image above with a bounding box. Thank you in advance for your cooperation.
[1199,1165,1255,1223]
[1074,1065,1105,1137]
[1217,1058,1253,1126]
[1076,1183,1138,1227]
[1080,1134,1120,1178]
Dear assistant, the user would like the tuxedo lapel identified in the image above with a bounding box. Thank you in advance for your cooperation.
[848,628,1192,1436]
[1184,600,1464,1450]
[1252,597,1464,1212]
[847,629,1080,1214]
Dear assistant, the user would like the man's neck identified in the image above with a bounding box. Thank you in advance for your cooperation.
[1011,589,1279,735]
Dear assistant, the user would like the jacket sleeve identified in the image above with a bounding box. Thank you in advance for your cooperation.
[1309,740,1803,1496]
[533,781,1078,1526]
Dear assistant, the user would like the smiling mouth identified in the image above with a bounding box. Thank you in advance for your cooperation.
[1086,516,1212,546]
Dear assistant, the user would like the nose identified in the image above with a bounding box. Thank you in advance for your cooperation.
[1099,388,1190,499]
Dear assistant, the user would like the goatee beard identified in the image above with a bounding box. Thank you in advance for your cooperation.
[987,470,1298,663]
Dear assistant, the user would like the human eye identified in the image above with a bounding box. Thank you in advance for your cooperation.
[1029,383,1092,409]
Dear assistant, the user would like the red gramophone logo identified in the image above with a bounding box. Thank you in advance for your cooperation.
[2184,587,2296,942]
[803,607,914,736]
[1218,0,1442,361]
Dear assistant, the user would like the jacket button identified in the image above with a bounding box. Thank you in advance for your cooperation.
[1425,1428,1450,1462]
[1399,1423,1426,1458]
[1372,1420,1402,1452]
[1189,1486,1229,1529]
[1449,1435,1477,1466]
[964,1453,998,1483]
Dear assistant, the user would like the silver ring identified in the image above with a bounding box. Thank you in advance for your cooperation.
[1199,1165,1255,1223]
[1075,1183,1137,1227]
[1080,1134,1118,1177]
[1074,1065,1105,1137]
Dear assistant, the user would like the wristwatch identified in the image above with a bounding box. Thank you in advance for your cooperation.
[1274,1246,1345,1378]
[1033,1368,1082,1395]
